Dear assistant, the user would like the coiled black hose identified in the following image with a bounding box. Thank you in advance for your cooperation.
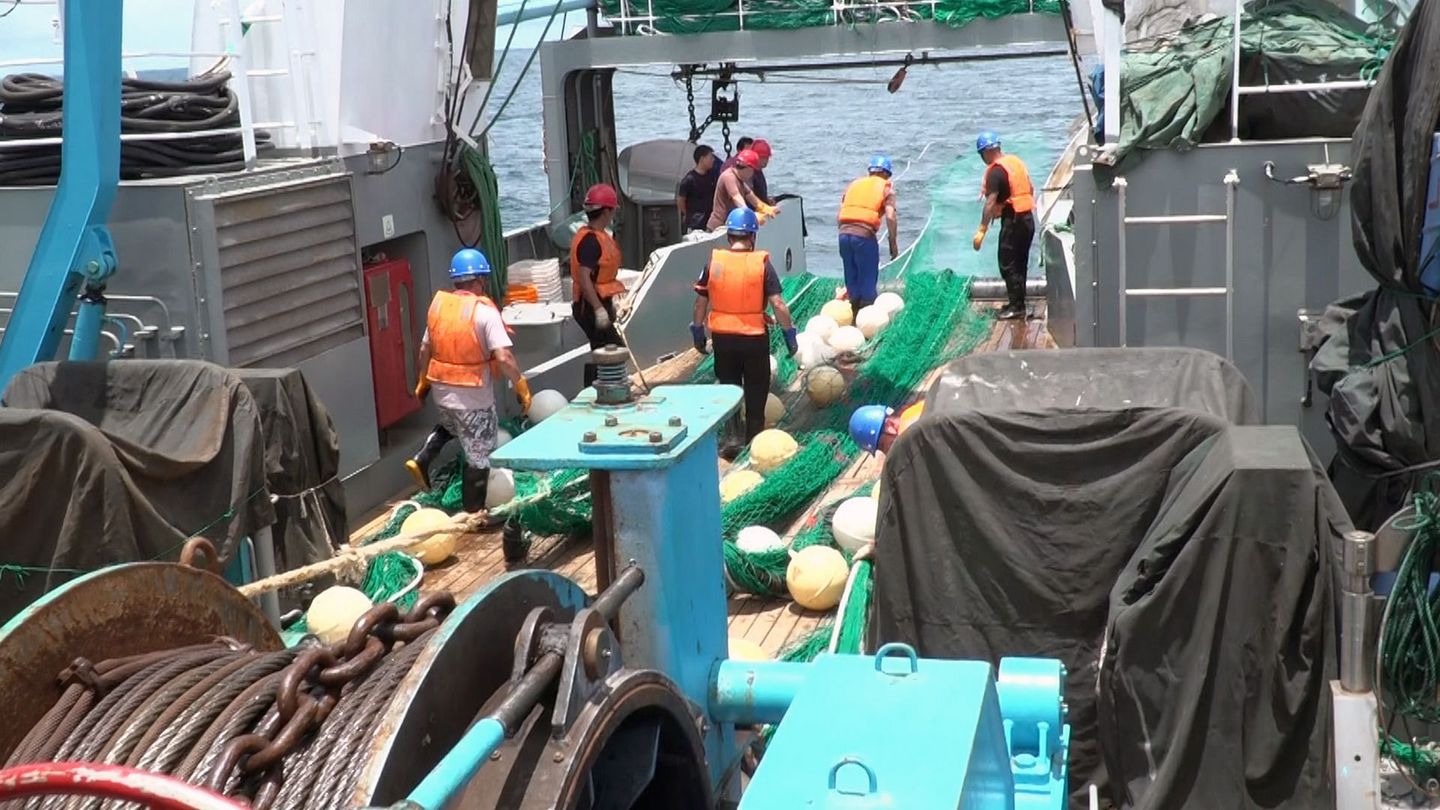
[0,71,272,186]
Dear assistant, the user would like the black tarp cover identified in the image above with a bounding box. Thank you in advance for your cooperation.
[0,409,192,622]
[2,361,274,565]
[230,368,345,595]
[1313,0,1440,531]
[870,350,1346,808]
[925,347,1261,423]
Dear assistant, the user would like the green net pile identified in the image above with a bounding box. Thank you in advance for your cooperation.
[596,0,1059,35]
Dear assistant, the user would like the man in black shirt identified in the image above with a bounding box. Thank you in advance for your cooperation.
[676,145,718,233]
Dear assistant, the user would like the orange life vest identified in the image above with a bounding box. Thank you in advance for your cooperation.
[569,226,626,301]
[425,290,508,387]
[838,175,891,229]
[707,249,770,337]
[981,154,1034,215]
[897,401,925,434]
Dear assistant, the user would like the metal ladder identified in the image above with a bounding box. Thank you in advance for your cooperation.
[1114,169,1240,361]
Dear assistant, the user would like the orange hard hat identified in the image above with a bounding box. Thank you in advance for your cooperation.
[735,149,761,169]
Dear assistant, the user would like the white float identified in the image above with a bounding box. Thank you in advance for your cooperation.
[307,586,373,646]
[832,496,879,554]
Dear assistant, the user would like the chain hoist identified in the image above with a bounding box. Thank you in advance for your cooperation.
[685,72,702,143]
[721,122,733,157]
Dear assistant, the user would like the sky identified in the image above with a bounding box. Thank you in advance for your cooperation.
[0,1,566,73]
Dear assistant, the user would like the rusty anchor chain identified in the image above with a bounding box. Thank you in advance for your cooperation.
[206,593,455,794]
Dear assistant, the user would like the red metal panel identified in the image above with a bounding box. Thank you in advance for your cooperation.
[364,258,421,429]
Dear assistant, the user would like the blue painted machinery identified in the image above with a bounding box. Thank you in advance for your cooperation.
[389,362,1072,809]
[0,0,123,391]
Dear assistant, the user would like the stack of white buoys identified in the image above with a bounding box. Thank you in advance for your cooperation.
[486,468,517,509]
[821,299,854,327]
[721,470,764,503]
[828,325,865,354]
[400,507,459,564]
[855,305,890,340]
[795,333,837,370]
[743,392,787,429]
[875,291,905,316]
[805,366,846,407]
[750,429,798,473]
[308,587,373,645]
[786,546,848,611]
[832,496,878,554]
[529,389,568,423]
[736,525,787,554]
[769,355,778,384]
[508,258,565,303]
[496,428,514,448]
[805,314,838,342]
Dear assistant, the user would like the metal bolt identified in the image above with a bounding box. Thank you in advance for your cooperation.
[604,415,618,427]
[583,432,597,443]
[552,751,564,763]
[668,416,683,427]
[649,431,663,443]
[490,751,502,761]
[85,260,100,273]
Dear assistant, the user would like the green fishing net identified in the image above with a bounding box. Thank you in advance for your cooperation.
[596,0,1058,35]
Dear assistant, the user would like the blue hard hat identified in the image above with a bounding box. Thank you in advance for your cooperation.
[726,206,759,235]
[849,404,894,454]
[975,131,1001,154]
[869,154,893,175]
[450,248,491,281]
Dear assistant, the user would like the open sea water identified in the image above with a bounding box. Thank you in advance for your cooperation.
[488,53,1086,278]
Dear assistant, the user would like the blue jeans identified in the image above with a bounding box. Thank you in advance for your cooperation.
[838,233,880,307]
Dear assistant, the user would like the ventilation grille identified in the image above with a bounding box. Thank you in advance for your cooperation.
[213,177,363,367]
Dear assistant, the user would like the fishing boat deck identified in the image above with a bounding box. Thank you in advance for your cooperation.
[350,301,1053,658]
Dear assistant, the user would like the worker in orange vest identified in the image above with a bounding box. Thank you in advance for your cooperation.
[972,132,1036,321]
[849,401,925,456]
[411,248,531,513]
[838,155,900,320]
[708,149,777,231]
[571,183,628,388]
[690,207,799,456]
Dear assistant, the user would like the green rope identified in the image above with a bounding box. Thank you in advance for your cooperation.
[1380,481,1440,723]
[460,148,509,302]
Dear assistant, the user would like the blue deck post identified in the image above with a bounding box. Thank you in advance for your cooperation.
[0,0,122,386]
[492,384,743,793]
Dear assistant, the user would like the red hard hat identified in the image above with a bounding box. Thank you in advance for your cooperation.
[583,183,618,209]
[735,149,761,169]
[751,139,772,159]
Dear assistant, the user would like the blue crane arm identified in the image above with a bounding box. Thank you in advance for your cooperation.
[0,0,123,393]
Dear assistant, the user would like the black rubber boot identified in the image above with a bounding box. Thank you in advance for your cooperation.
[405,426,452,490]
[503,519,527,564]
[461,466,490,513]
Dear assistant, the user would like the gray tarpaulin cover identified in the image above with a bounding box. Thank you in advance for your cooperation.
[924,347,1261,422]
[0,361,274,622]
[870,349,1347,808]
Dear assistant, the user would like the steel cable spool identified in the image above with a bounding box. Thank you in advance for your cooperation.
[0,586,456,810]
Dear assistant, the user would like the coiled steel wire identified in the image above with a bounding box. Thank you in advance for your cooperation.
[2,594,455,810]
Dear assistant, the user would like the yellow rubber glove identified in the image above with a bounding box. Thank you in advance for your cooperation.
[515,377,532,414]
[414,377,430,400]
[761,203,779,217]
[972,226,988,251]
[756,211,770,226]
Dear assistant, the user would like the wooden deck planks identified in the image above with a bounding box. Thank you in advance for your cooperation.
[359,299,1056,657]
